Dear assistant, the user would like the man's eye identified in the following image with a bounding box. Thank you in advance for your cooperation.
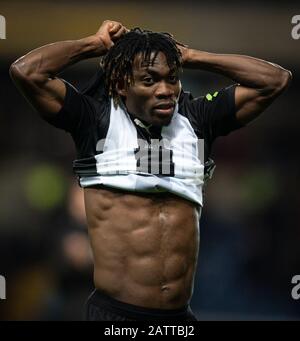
[143,77,154,84]
[169,75,179,83]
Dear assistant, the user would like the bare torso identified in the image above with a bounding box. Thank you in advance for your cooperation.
[84,186,201,309]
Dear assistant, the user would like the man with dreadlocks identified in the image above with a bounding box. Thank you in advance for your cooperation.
[10,20,291,321]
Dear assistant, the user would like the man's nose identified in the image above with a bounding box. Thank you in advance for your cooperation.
[155,81,174,98]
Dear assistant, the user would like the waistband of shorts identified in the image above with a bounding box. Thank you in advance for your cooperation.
[87,289,190,321]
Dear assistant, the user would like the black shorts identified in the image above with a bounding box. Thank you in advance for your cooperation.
[84,289,198,321]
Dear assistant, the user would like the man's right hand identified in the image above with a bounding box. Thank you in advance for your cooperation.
[94,20,129,51]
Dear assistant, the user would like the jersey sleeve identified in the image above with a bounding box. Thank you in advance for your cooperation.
[202,84,244,141]
[185,84,244,143]
[44,79,101,137]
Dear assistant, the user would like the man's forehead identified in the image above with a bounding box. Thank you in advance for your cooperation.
[133,51,175,71]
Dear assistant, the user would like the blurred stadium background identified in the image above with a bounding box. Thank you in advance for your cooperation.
[0,0,300,320]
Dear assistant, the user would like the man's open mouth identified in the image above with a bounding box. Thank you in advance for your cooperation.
[153,102,175,115]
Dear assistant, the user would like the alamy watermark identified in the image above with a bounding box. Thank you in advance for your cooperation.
[94,138,204,177]
[0,15,6,39]
[0,275,6,300]
[291,15,300,40]
[291,275,300,300]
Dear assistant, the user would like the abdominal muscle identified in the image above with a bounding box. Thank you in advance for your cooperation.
[84,186,201,309]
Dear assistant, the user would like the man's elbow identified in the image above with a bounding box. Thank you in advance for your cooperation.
[9,62,20,80]
[278,68,292,90]
[9,59,44,86]
[9,60,29,82]
[270,68,292,96]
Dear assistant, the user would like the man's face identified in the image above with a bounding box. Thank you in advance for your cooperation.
[118,52,181,126]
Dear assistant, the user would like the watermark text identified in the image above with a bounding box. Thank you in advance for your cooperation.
[0,275,6,299]
[94,138,204,177]
[0,15,6,39]
[291,15,300,40]
[291,275,300,300]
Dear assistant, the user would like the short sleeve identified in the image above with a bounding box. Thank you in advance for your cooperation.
[200,84,243,141]
[44,79,102,137]
[179,84,244,144]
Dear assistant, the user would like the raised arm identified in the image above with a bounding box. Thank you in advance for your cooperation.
[9,20,128,119]
[179,47,292,125]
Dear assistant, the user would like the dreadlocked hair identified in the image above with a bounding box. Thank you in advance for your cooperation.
[101,28,182,102]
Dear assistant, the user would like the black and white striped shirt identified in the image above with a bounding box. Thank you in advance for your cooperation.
[46,69,242,206]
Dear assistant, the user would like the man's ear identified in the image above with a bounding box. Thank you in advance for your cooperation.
[176,80,182,101]
[178,80,182,94]
[116,81,127,97]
